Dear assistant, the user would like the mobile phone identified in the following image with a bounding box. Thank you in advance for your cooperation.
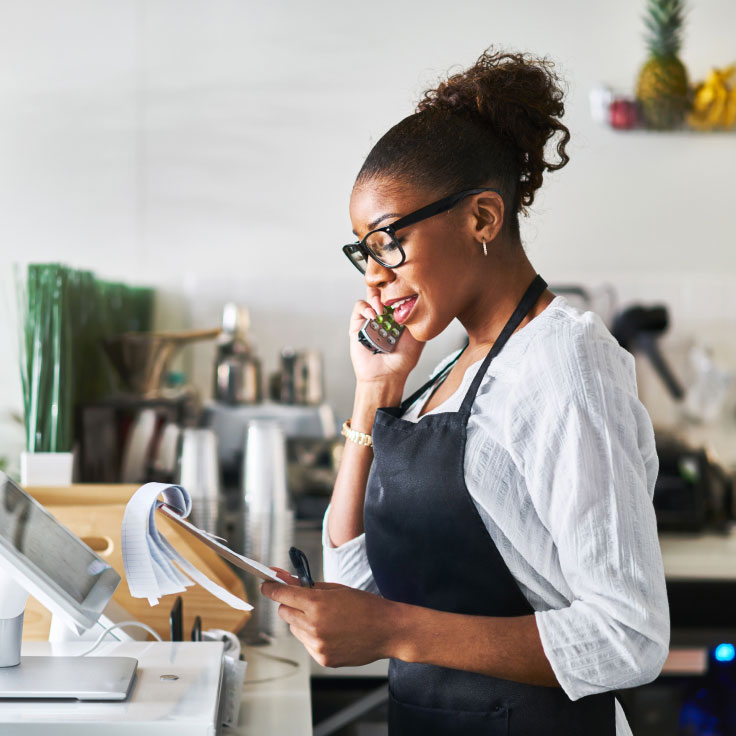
[358,305,405,354]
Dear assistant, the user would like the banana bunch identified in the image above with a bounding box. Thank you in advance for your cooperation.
[688,65,736,130]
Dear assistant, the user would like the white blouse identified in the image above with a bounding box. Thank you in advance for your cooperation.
[323,296,670,736]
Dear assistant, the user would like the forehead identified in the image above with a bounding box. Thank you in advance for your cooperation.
[349,180,434,237]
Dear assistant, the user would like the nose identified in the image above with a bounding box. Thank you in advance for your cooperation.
[364,256,394,290]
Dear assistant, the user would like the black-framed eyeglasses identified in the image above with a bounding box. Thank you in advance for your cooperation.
[342,188,501,275]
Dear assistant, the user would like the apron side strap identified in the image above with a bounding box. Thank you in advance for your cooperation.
[458,275,548,417]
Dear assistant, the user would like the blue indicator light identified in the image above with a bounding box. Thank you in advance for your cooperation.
[714,643,735,662]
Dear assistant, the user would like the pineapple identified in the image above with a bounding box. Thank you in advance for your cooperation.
[635,0,690,129]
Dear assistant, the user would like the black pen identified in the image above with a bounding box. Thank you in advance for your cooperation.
[191,615,202,642]
[289,546,315,588]
[170,595,183,641]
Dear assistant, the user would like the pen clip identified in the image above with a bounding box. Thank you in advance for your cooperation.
[289,546,314,588]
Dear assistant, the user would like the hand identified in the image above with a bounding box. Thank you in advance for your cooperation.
[348,287,424,387]
[260,579,399,668]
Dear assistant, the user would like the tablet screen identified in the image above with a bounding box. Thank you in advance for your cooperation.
[0,474,115,607]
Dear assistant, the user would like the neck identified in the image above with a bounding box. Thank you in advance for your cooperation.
[457,244,545,353]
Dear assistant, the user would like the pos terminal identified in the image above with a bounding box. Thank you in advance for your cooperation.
[0,471,137,700]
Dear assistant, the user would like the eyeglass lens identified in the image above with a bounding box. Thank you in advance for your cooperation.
[347,247,369,273]
[363,230,403,268]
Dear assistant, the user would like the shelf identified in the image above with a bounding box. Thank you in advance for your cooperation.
[604,127,736,135]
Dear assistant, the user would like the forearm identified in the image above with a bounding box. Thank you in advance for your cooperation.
[327,381,403,546]
[389,602,559,688]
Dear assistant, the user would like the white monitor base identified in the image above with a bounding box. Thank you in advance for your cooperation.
[0,656,137,700]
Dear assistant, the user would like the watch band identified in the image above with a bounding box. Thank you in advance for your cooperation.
[341,419,373,447]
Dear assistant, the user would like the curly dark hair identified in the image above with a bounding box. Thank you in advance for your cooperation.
[356,48,571,238]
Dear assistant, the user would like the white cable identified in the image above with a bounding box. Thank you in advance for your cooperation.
[202,628,241,658]
[244,648,300,684]
[74,621,162,657]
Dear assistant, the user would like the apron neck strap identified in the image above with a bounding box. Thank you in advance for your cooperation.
[398,343,468,413]
[458,274,548,417]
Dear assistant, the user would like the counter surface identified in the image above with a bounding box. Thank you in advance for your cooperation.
[237,635,312,735]
[659,526,736,580]
[0,638,312,735]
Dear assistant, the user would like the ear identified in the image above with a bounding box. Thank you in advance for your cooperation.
[471,191,505,245]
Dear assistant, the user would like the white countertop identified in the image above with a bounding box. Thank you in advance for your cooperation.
[659,526,736,581]
[237,636,312,735]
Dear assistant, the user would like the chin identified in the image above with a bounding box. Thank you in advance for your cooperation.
[404,325,428,343]
[405,316,448,343]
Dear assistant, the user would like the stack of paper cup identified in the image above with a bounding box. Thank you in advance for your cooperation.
[241,420,294,641]
[178,427,222,536]
[243,420,290,515]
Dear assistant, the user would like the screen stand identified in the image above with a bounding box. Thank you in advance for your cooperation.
[0,570,27,667]
[0,613,24,668]
[0,575,137,701]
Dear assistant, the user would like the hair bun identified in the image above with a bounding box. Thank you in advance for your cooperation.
[417,48,570,213]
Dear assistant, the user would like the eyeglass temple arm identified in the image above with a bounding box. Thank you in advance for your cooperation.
[388,188,500,232]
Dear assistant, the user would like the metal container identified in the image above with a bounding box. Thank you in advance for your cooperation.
[278,349,323,405]
[214,349,262,404]
[213,303,262,405]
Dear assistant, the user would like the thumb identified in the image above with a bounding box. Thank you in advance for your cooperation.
[270,566,300,586]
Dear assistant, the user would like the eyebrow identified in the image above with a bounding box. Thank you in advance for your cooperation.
[352,212,401,237]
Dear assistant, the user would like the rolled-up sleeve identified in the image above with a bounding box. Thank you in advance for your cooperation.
[522,332,670,700]
[322,504,380,594]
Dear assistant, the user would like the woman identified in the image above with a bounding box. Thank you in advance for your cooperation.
[262,49,669,735]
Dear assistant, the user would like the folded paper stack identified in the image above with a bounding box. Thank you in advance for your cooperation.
[122,483,283,611]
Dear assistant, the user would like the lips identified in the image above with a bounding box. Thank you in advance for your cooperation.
[387,295,418,325]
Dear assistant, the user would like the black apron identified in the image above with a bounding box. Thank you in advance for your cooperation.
[364,275,615,735]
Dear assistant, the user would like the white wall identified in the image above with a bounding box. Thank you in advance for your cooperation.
[1,0,735,471]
